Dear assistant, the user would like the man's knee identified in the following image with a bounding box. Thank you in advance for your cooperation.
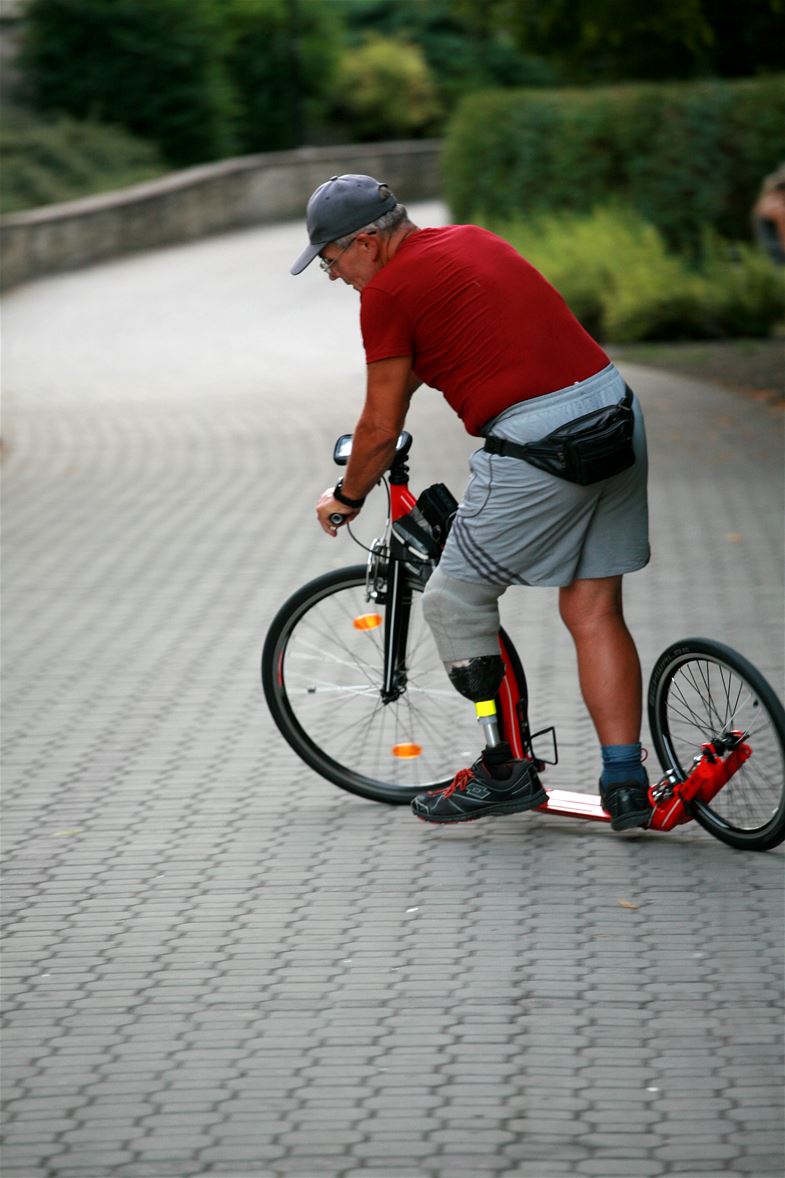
[559,575,624,633]
[421,567,503,664]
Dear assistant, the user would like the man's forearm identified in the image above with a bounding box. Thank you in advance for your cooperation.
[341,421,400,500]
[337,357,418,501]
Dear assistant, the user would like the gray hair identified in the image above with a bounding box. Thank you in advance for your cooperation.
[333,203,411,248]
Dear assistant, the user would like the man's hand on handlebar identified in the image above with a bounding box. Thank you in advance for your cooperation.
[316,489,360,537]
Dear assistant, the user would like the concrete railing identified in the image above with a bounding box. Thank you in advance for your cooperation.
[0,140,443,291]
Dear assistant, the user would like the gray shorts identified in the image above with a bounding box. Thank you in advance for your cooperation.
[439,363,650,588]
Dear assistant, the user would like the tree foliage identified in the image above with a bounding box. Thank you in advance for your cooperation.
[333,0,556,112]
[22,0,237,166]
[17,0,785,173]
[451,0,785,82]
[336,0,785,86]
[224,0,343,153]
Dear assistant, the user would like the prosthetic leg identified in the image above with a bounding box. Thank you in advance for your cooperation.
[447,655,515,780]
[411,650,547,823]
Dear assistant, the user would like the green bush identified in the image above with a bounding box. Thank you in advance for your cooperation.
[336,0,556,117]
[494,207,785,342]
[443,77,785,252]
[21,0,237,167]
[224,0,342,153]
[330,34,442,142]
[699,235,785,339]
[0,113,166,213]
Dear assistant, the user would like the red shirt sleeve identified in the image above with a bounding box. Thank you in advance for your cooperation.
[360,287,413,364]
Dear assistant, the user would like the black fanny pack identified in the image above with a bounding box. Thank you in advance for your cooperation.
[483,385,635,486]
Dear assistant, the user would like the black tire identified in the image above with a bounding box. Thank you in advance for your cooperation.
[262,564,527,804]
[648,638,785,851]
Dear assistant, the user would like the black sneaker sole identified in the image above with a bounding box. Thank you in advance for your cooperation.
[412,785,547,825]
[600,779,652,833]
[608,807,652,832]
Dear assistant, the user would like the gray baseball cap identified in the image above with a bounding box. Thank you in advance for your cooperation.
[290,174,397,275]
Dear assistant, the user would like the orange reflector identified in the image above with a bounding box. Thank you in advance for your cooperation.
[392,743,423,759]
[353,613,382,631]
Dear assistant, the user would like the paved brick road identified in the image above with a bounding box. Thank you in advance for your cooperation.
[2,204,783,1178]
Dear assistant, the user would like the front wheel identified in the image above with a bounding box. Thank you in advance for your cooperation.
[648,638,785,851]
[262,564,527,804]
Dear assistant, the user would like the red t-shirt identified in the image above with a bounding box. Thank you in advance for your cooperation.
[360,225,609,435]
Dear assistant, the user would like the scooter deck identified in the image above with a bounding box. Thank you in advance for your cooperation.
[537,787,610,822]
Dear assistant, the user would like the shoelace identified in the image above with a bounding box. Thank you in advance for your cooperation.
[431,766,474,799]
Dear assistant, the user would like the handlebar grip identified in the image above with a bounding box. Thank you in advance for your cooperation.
[329,512,348,528]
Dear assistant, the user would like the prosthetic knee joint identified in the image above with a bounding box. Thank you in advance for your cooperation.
[448,655,505,750]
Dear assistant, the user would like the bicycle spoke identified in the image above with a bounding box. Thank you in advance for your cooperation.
[269,572,501,791]
[288,623,383,684]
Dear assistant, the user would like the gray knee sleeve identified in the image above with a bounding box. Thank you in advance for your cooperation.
[421,566,505,663]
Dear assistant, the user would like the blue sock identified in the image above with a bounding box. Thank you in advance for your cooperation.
[600,743,647,788]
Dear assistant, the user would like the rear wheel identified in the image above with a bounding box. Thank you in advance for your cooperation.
[262,564,527,804]
[648,638,785,851]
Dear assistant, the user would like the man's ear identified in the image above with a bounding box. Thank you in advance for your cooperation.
[357,232,379,257]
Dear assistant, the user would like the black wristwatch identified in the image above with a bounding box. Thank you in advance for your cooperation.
[333,479,366,509]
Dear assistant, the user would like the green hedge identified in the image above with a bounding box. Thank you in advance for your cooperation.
[443,77,785,251]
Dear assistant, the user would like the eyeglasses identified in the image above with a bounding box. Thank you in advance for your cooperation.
[318,231,375,274]
[318,236,358,274]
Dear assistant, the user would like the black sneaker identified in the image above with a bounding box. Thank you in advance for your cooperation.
[600,778,652,832]
[412,756,547,824]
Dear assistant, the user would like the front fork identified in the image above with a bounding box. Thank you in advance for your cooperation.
[380,556,412,703]
[648,733,751,831]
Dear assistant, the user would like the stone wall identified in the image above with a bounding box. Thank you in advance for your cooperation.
[0,140,443,290]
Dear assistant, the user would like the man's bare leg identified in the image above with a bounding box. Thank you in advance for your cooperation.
[558,574,641,744]
[559,574,650,830]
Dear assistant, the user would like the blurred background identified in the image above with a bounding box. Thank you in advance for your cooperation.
[0,0,784,357]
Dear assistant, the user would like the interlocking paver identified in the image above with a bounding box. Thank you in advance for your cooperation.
[2,202,783,1178]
